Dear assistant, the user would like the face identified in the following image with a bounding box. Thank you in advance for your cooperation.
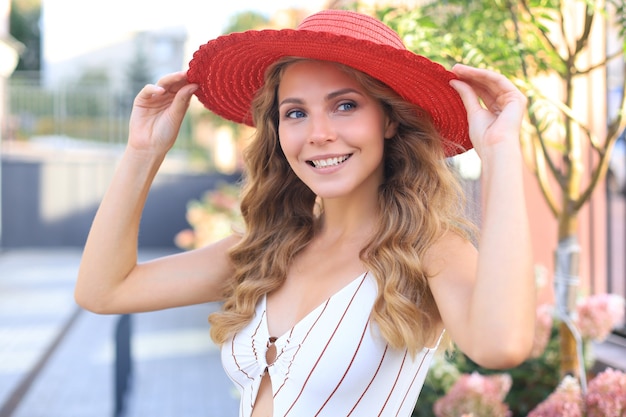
[277,60,397,201]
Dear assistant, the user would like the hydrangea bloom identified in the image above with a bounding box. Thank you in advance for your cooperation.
[530,304,554,358]
[527,375,583,417]
[585,368,626,417]
[575,293,625,341]
[433,372,512,417]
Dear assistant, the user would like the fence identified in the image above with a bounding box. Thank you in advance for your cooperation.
[5,74,193,150]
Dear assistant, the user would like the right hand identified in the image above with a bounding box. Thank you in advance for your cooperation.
[128,71,198,154]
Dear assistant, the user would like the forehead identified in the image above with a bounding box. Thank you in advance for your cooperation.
[277,60,365,97]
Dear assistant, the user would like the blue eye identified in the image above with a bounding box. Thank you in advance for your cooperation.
[286,109,306,119]
[338,102,356,111]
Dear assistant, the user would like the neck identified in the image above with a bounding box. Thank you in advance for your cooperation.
[316,192,379,244]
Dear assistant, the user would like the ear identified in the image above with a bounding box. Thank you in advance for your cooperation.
[384,118,399,140]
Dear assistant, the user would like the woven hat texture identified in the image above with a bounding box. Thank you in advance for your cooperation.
[187,9,471,156]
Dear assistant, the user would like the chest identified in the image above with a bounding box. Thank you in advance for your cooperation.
[266,248,367,338]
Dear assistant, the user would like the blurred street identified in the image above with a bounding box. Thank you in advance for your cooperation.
[0,249,239,417]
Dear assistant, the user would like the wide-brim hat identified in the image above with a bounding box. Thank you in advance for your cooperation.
[187,9,471,157]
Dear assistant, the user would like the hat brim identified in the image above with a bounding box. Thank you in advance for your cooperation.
[187,29,472,156]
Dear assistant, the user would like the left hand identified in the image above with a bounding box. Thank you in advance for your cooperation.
[450,64,527,158]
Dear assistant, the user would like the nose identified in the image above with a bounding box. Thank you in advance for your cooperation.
[308,113,336,145]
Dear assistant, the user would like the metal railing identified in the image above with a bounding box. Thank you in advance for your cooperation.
[5,74,193,151]
[114,314,133,417]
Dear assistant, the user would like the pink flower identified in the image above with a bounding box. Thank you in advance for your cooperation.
[527,375,583,417]
[575,294,625,342]
[209,189,240,212]
[174,229,196,250]
[530,304,554,358]
[585,368,626,417]
[186,204,210,227]
[433,372,512,417]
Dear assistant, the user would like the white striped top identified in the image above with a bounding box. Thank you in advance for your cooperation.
[221,272,440,417]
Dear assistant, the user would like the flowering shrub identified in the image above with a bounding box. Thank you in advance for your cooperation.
[415,292,626,417]
[174,183,242,250]
[575,293,625,342]
[527,376,584,417]
[585,368,626,417]
[433,372,513,417]
[530,304,554,359]
[524,369,626,417]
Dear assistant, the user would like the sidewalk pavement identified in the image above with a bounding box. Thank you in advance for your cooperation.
[0,249,239,417]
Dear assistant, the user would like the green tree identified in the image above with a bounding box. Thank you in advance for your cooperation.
[223,10,270,33]
[9,0,41,72]
[377,0,625,382]
[125,44,153,103]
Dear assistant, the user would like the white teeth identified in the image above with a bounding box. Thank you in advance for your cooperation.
[311,155,350,168]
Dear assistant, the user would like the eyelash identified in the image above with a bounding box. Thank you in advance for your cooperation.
[283,101,358,119]
[285,109,306,119]
[338,101,357,111]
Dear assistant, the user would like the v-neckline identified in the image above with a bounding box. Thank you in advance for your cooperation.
[262,271,368,342]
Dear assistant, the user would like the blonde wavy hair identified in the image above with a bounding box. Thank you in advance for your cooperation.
[209,57,474,355]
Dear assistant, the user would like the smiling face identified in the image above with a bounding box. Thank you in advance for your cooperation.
[277,60,397,201]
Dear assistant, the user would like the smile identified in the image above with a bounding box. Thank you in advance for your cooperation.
[308,154,352,168]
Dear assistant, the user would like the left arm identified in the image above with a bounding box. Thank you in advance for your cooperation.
[428,64,535,369]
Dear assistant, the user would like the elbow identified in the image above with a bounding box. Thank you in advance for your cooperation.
[74,290,103,314]
[470,348,530,370]
[74,285,115,315]
[475,349,529,370]
[467,333,534,370]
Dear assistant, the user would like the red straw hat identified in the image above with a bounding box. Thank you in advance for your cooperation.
[187,9,471,156]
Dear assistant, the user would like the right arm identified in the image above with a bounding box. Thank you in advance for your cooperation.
[75,72,237,314]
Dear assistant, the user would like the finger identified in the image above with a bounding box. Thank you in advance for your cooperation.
[169,83,199,117]
[452,64,511,88]
[155,71,189,92]
[452,65,518,103]
[450,79,484,116]
[135,84,166,103]
[453,65,527,115]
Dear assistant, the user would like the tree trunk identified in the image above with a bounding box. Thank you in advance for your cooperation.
[555,215,581,378]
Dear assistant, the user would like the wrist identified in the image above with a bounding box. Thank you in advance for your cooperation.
[123,145,167,165]
[479,139,524,177]
[120,146,167,179]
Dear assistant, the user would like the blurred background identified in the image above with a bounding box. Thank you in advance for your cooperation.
[1,2,331,416]
[0,0,625,416]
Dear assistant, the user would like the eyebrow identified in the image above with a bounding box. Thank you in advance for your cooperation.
[278,88,364,108]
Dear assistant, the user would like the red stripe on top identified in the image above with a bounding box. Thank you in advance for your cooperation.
[396,351,429,414]
[313,317,371,416]
[283,273,368,416]
[377,349,409,415]
[346,344,389,416]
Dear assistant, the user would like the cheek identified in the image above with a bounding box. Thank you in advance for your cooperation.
[278,127,301,161]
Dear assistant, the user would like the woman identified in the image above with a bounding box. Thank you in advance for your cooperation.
[75,9,534,417]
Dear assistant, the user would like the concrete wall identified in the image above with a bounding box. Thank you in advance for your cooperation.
[1,150,238,248]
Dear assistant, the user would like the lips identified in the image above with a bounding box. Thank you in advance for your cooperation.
[307,154,352,168]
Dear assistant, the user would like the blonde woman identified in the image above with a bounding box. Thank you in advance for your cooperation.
[76,10,534,417]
